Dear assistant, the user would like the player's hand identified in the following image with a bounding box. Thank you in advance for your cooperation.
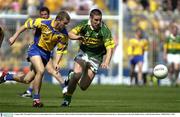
[9,36,16,46]
[163,53,167,63]
[101,62,109,69]
[79,36,88,44]
[77,36,85,40]
[128,55,133,60]
[55,65,60,74]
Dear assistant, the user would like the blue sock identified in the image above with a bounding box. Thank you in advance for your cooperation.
[61,83,65,88]
[4,74,13,81]
[27,87,33,93]
[33,94,40,100]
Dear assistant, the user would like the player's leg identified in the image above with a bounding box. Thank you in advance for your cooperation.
[46,58,64,84]
[61,54,99,107]
[46,58,67,94]
[78,57,99,90]
[20,81,34,98]
[172,55,180,86]
[167,54,177,86]
[130,63,135,85]
[137,61,143,85]
[68,60,84,93]
[61,60,84,107]
[173,62,180,86]
[19,64,36,98]
[168,63,174,85]
[29,56,45,107]
[0,66,36,99]
[0,65,35,84]
[78,67,95,90]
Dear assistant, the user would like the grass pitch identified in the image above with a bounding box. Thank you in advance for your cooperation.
[0,82,180,112]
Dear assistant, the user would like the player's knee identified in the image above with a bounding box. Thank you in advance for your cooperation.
[79,82,89,91]
[79,85,88,91]
[73,72,82,81]
[36,69,45,75]
[25,81,31,84]
[46,68,53,74]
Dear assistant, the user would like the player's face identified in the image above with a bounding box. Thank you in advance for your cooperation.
[90,15,102,30]
[55,18,69,30]
[40,11,49,19]
[171,26,178,36]
[136,30,142,38]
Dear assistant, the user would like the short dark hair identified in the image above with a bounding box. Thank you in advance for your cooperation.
[39,6,50,15]
[90,9,102,17]
[56,11,71,21]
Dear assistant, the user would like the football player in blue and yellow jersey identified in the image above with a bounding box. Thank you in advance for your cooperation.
[61,9,115,107]
[128,28,148,86]
[0,11,70,107]
[20,7,68,99]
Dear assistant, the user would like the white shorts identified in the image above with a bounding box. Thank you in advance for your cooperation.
[74,50,100,73]
[167,53,180,64]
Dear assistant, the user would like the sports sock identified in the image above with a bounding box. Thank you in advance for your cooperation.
[4,74,13,81]
[33,94,40,100]
[27,87,33,93]
[64,94,72,102]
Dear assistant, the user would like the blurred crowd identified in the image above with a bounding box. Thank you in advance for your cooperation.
[0,0,118,15]
[123,0,180,62]
[123,0,180,86]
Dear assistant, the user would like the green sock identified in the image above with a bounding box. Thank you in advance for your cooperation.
[64,95,72,103]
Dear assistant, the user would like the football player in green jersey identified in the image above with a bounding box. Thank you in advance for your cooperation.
[61,9,115,107]
[163,24,180,86]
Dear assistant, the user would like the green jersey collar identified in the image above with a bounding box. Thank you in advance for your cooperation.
[88,20,102,30]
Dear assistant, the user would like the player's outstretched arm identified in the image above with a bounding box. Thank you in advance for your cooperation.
[101,48,113,69]
[54,53,63,74]
[9,25,27,46]
[68,31,84,40]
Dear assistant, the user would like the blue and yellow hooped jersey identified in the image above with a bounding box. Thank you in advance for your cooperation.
[128,38,148,56]
[24,18,68,54]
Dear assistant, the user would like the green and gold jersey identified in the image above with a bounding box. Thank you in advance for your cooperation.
[71,20,115,62]
[164,34,180,54]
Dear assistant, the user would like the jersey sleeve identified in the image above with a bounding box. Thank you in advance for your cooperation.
[70,20,87,35]
[24,18,42,29]
[103,26,115,49]
[56,35,68,54]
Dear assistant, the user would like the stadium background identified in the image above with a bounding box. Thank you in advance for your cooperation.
[0,0,179,86]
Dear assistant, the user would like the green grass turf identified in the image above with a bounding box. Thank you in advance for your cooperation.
[0,82,180,112]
